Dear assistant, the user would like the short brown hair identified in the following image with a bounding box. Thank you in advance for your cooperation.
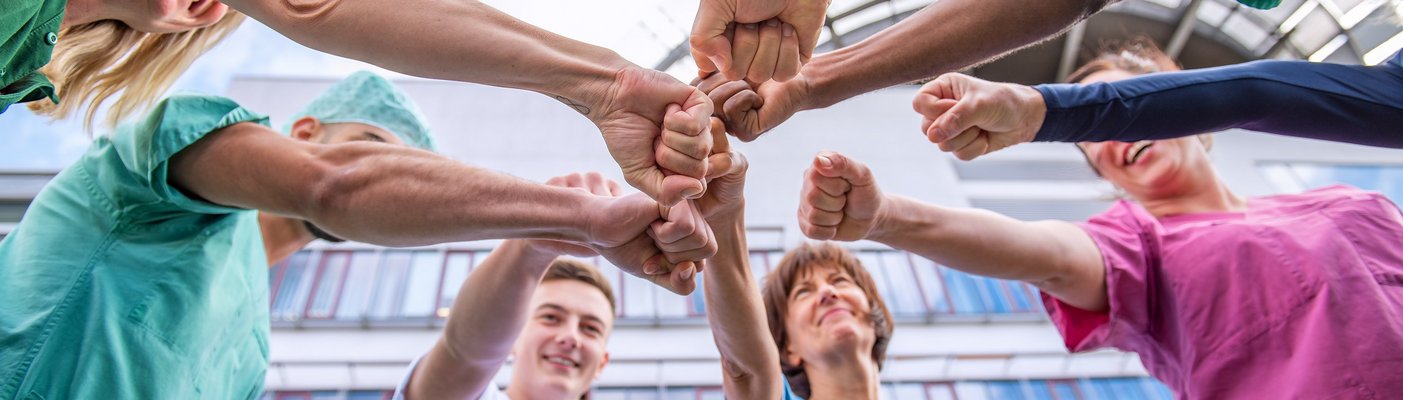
[543,258,617,316]
[761,242,894,399]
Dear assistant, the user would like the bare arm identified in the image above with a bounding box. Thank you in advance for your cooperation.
[405,240,557,400]
[797,151,1107,311]
[223,0,715,206]
[706,215,783,399]
[169,123,601,246]
[872,194,1107,311]
[225,0,620,111]
[799,0,1112,109]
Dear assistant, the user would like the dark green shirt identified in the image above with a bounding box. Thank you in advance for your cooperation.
[1,0,64,113]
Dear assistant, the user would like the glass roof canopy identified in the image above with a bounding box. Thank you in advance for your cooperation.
[655,0,1403,78]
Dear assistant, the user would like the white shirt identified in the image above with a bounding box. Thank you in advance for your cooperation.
[392,354,511,400]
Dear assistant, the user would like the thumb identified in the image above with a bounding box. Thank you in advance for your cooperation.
[812,151,874,186]
[690,8,734,78]
[657,173,705,207]
[931,98,986,144]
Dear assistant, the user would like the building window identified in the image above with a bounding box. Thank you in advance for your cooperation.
[1260,163,1403,203]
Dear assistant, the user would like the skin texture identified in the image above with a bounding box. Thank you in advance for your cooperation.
[703,0,1111,141]
[169,119,707,295]
[219,0,713,207]
[61,0,230,32]
[684,119,784,400]
[691,0,828,83]
[913,73,1047,161]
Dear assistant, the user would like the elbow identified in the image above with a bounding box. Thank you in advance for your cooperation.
[266,0,344,24]
[301,146,375,230]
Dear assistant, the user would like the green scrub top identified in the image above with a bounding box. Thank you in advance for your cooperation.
[0,94,272,399]
[1,0,64,113]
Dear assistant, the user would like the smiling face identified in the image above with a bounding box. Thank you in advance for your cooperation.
[762,242,893,398]
[1074,70,1217,202]
[122,0,229,33]
[509,279,614,399]
[782,263,877,367]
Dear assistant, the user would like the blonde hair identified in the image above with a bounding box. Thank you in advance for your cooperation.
[28,12,247,131]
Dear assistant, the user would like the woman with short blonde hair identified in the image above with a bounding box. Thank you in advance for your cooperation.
[3,0,244,128]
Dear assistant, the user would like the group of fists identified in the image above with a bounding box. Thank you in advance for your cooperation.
[571,0,1053,295]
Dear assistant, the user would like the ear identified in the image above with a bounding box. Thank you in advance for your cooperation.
[594,351,610,378]
[783,342,803,368]
[289,117,322,142]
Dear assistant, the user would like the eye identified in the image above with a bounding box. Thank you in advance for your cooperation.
[539,314,561,324]
[582,324,603,336]
[792,287,811,298]
[831,276,851,285]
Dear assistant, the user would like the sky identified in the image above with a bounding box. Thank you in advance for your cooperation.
[0,0,698,170]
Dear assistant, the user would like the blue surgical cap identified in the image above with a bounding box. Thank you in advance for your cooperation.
[285,71,438,152]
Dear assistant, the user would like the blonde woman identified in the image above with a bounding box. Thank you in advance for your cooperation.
[4,0,243,127]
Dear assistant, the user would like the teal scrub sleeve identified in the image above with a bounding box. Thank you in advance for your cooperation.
[106,94,271,216]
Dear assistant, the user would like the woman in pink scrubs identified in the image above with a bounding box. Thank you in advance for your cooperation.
[792,42,1403,398]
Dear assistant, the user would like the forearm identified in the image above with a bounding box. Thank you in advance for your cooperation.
[1033,58,1403,148]
[302,144,598,246]
[799,0,1109,109]
[411,240,556,400]
[870,194,1106,309]
[704,212,782,399]
[228,0,627,114]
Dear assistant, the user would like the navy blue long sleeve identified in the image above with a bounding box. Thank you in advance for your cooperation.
[1032,50,1403,148]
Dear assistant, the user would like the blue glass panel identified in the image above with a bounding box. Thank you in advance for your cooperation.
[400,251,445,318]
[943,269,986,314]
[1006,281,1035,312]
[1026,380,1054,400]
[881,252,929,317]
[910,256,952,313]
[980,277,1011,313]
[369,251,413,319]
[271,251,313,321]
[987,381,1027,399]
[1049,380,1081,400]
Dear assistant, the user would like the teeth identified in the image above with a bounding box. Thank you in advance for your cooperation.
[546,356,577,367]
[1126,141,1153,165]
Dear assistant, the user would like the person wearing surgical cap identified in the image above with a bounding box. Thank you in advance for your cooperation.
[0,71,711,398]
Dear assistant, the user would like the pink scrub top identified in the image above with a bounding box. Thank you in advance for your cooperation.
[1043,185,1403,399]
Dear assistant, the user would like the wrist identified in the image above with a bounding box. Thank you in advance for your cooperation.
[540,49,634,122]
[499,240,560,275]
[797,53,839,110]
[1015,84,1047,143]
[866,194,904,243]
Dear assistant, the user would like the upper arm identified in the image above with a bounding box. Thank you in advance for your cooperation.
[167,122,331,217]
[1026,220,1109,312]
[403,339,499,400]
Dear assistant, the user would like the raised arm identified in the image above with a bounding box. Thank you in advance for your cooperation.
[703,0,1112,140]
[405,240,562,400]
[917,54,1403,160]
[169,123,707,294]
[797,151,1108,311]
[666,120,781,399]
[222,0,713,206]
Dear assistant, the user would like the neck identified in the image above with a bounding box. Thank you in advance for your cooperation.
[60,0,115,29]
[1138,174,1247,218]
[258,213,316,266]
[803,353,881,400]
